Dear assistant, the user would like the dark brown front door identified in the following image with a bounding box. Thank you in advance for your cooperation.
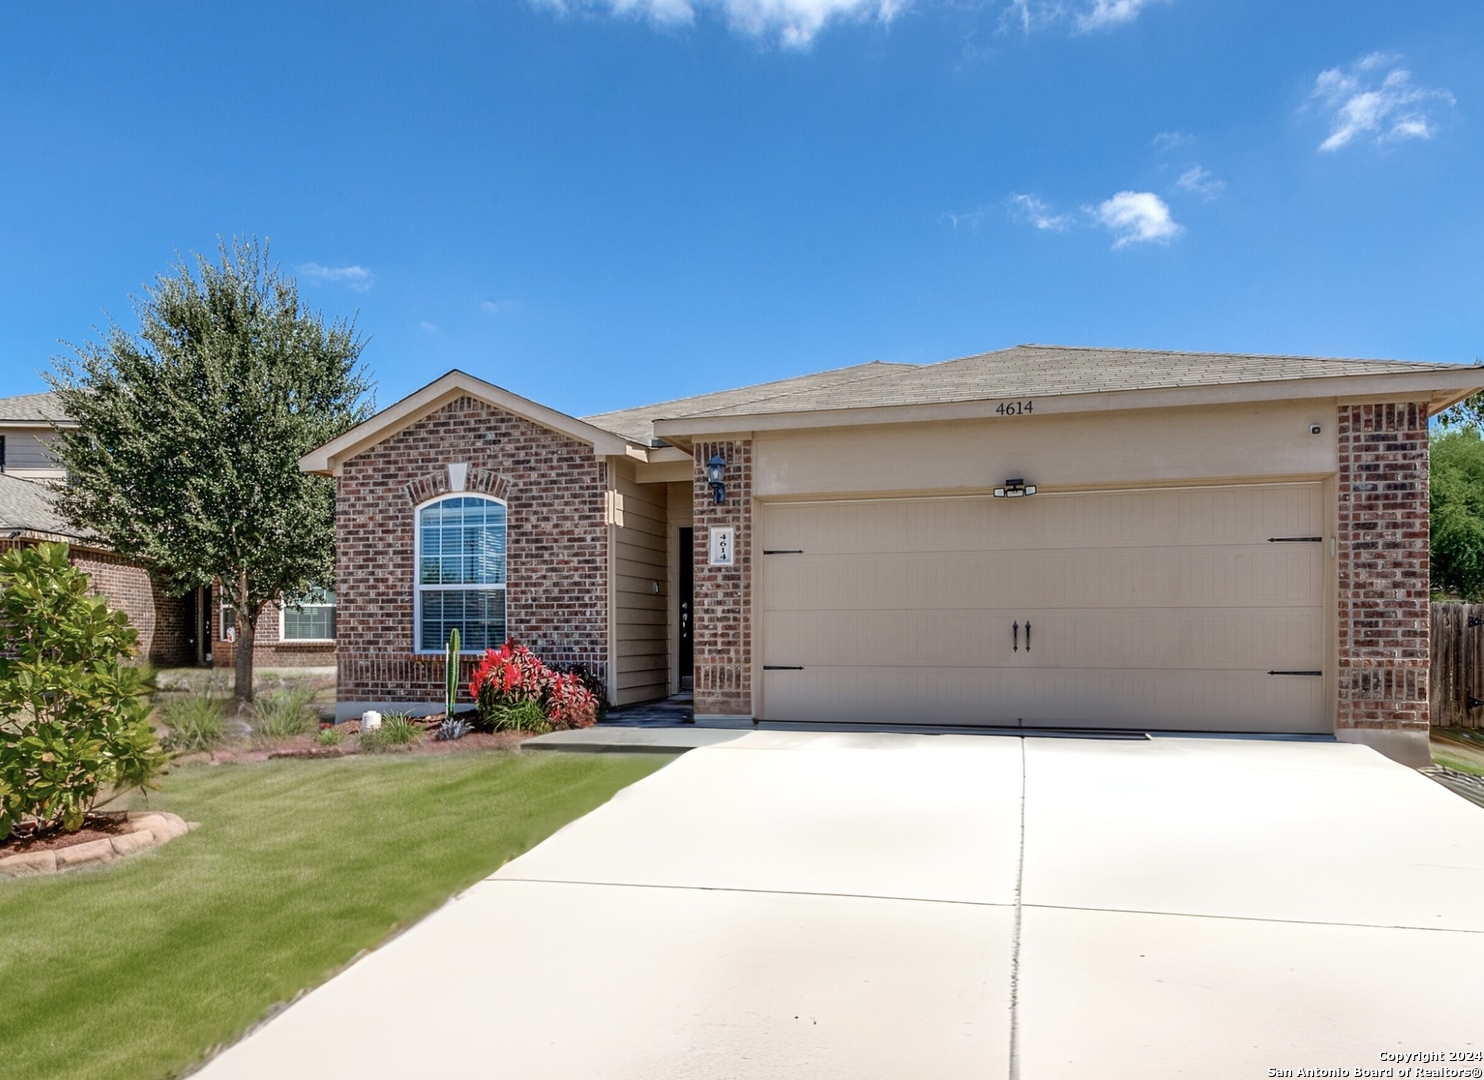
[679,526,694,690]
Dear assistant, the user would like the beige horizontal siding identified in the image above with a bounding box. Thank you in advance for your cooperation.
[613,473,669,705]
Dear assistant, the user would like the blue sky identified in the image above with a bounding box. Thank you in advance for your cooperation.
[2,1,1481,416]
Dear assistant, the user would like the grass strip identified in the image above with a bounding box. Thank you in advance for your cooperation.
[0,751,672,1080]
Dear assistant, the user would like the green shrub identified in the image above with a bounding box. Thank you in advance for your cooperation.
[161,693,228,753]
[360,712,421,752]
[0,542,168,837]
[486,699,551,734]
[316,726,344,747]
[251,687,316,743]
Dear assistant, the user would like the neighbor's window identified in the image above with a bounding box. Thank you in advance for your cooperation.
[416,495,507,652]
[282,587,336,642]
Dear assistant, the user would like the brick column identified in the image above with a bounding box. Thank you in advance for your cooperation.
[1335,402,1431,766]
[692,439,752,717]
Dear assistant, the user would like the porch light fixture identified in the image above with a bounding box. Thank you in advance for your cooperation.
[993,478,1037,498]
[706,454,728,504]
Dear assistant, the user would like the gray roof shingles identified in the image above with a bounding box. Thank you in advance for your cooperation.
[582,344,1474,442]
[0,472,77,538]
[0,391,66,424]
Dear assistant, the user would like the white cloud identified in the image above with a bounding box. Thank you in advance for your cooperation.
[944,209,987,230]
[1174,165,1224,199]
[297,263,374,292]
[1005,0,1168,34]
[1087,191,1181,247]
[480,299,519,315]
[1152,130,1193,150]
[536,0,906,47]
[1311,53,1454,152]
[1008,193,1073,231]
[1075,0,1163,31]
[419,321,439,333]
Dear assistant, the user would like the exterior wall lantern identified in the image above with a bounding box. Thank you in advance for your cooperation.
[993,478,1037,498]
[706,454,728,504]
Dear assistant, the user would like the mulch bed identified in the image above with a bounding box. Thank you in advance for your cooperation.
[171,710,536,765]
[0,813,131,857]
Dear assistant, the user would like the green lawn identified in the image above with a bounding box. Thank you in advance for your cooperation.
[1432,728,1484,777]
[0,751,672,1080]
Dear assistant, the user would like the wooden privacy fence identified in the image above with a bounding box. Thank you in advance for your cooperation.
[1431,602,1484,728]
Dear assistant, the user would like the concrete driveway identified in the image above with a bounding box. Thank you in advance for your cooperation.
[192,732,1484,1079]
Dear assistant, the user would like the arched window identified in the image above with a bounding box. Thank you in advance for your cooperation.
[415,495,507,652]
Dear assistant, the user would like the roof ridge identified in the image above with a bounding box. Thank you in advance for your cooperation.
[1004,343,1461,368]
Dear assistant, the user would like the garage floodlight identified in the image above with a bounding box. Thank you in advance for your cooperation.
[993,478,1036,498]
[706,454,728,504]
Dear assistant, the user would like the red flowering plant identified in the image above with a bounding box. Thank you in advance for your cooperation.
[468,642,598,732]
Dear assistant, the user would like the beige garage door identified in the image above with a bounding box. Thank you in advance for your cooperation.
[757,483,1328,732]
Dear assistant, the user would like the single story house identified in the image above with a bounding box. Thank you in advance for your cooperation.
[0,390,334,670]
[300,344,1484,766]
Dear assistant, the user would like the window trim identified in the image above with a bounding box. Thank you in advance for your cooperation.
[278,588,337,644]
[413,492,509,655]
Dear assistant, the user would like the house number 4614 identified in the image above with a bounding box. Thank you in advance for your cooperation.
[995,400,1034,415]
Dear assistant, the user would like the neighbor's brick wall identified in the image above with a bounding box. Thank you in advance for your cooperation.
[0,539,192,667]
[692,439,752,716]
[335,395,609,708]
[1336,401,1430,733]
[211,601,336,670]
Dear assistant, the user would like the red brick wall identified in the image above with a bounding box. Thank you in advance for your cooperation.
[334,396,609,709]
[1336,401,1430,735]
[692,440,752,716]
[0,540,192,666]
[211,598,336,670]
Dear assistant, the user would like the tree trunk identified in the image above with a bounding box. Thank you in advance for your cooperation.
[234,601,258,709]
[232,569,259,703]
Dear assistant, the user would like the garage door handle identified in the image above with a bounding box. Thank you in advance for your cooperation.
[1025,620,1031,652]
[1012,621,1018,652]
[763,665,804,671]
[1267,670,1321,676]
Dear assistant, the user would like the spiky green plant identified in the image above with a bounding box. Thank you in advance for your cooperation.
[445,627,460,720]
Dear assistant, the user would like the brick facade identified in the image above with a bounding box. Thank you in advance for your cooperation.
[211,600,336,670]
[692,439,752,716]
[0,539,192,667]
[334,395,609,713]
[1336,402,1430,746]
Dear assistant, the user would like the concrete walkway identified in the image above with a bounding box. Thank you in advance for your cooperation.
[191,732,1484,1079]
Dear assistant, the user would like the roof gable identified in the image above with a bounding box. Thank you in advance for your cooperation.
[299,370,630,475]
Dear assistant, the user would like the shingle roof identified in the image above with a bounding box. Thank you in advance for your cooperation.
[0,391,67,424]
[583,345,1476,441]
[0,472,78,538]
[582,361,916,444]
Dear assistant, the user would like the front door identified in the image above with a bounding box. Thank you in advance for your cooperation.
[678,526,694,691]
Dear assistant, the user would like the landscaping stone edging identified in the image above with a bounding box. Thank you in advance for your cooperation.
[0,812,195,879]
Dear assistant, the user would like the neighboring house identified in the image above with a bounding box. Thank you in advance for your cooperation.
[0,391,70,481]
[0,390,336,669]
[301,344,1484,767]
[0,457,194,667]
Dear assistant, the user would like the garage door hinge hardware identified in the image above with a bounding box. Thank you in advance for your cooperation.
[762,549,804,555]
[763,665,804,670]
[1267,536,1323,543]
[1267,670,1322,676]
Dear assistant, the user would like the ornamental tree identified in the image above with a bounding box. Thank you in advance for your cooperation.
[48,238,374,704]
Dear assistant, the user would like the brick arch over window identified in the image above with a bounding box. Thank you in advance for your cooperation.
[402,467,514,505]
